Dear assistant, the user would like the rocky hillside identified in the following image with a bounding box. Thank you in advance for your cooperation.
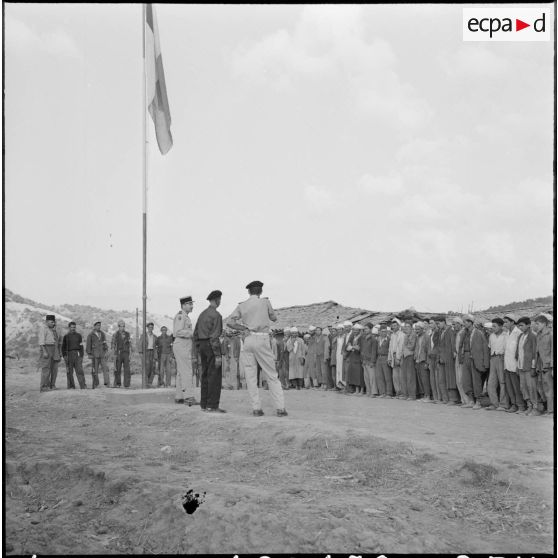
[4,289,173,358]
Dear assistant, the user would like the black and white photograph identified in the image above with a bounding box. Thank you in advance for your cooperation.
[3,2,555,555]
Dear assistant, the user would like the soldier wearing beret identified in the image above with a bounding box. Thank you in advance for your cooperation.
[227,280,287,417]
[111,319,132,388]
[38,315,62,391]
[194,290,225,412]
[173,296,199,405]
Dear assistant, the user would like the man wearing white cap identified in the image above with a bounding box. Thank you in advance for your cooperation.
[361,323,379,397]
[452,317,469,406]
[388,318,405,398]
[304,326,319,389]
[314,327,330,389]
[414,322,431,401]
[345,324,365,394]
[286,327,305,389]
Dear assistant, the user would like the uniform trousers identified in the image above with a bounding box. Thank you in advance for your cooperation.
[487,355,509,408]
[198,340,222,409]
[158,353,172,387]
[173,341,194,400]
[401,355,416,399]
[461,354,483,400]
[415,361,430,398]
[240,335,285,411]
[65,350,86,389]
[392,363,402,396]
[375,355,391,396]
[40,345,60,390]
[115,350,131,387]
[429,356,440,401]
[504,370,525,410]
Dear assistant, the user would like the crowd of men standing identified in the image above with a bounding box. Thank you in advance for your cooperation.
[37,308,554,417]
[269,313,553,416]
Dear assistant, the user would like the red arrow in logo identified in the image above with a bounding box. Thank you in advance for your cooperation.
[516,19,530,31]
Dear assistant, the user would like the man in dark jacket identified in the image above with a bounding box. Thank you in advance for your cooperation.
[459,315,489,409]
[156,326,174,387]
[86,321,108,389]
[438,316,458,405]
[194,290,225,412]
[360,322,379,397]
[111,320,132,388]
[62,321,86,389]
[516,317,539,415]
[534,314,553,415]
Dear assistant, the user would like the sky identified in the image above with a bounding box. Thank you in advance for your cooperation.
[4,3,555,323]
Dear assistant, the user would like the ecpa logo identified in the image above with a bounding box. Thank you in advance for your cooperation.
[463,8,551,41]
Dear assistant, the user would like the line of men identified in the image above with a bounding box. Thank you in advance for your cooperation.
[38,316,177,391]
[38,280,289,418]
[268,313,553,416]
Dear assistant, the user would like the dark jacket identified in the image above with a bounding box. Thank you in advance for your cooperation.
[86,330,107,358]
[438,327,455,365]
[536,327,553,370]
[459,327,489,371]
[516,330,537,371]
[360,333,378,365]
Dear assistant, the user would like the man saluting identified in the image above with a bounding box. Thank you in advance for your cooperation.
[227,280,288,417]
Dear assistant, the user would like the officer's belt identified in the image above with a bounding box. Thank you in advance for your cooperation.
[248,332,269,336]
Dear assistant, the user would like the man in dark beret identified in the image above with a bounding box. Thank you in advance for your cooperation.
[194,290,225,412]
[516,317,539,415]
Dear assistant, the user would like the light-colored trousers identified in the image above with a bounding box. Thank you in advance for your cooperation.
[487,355,509,408]
[174,341,194,400]
[455,363,470,403]
[392,364,402,396]
[240,335,285,411]
[363,363,377,396]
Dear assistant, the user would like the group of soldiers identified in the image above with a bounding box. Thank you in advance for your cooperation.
[37,299,554,417]
[269,313,554,416]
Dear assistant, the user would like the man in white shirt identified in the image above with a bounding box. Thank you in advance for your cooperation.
[388,318,405,398]
[503,314,524,413]
[486,317,510,411]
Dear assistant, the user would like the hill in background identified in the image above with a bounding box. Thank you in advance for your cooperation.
[4,289,173,358]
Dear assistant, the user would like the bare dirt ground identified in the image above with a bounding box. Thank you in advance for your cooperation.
[4,358,555,554]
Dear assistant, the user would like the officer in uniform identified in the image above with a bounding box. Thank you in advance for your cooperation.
[173,296,199,405]
[227,281,288,417]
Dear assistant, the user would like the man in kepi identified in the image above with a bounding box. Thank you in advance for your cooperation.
[173,296,199,405]
[227,280,287,417]
[62,321,86,389]
[194,290,226,413]
[39,314,62,391]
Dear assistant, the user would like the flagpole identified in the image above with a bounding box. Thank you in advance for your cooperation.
[142,3,148,389]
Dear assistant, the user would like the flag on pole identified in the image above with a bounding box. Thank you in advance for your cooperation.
[144,4,173,155]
